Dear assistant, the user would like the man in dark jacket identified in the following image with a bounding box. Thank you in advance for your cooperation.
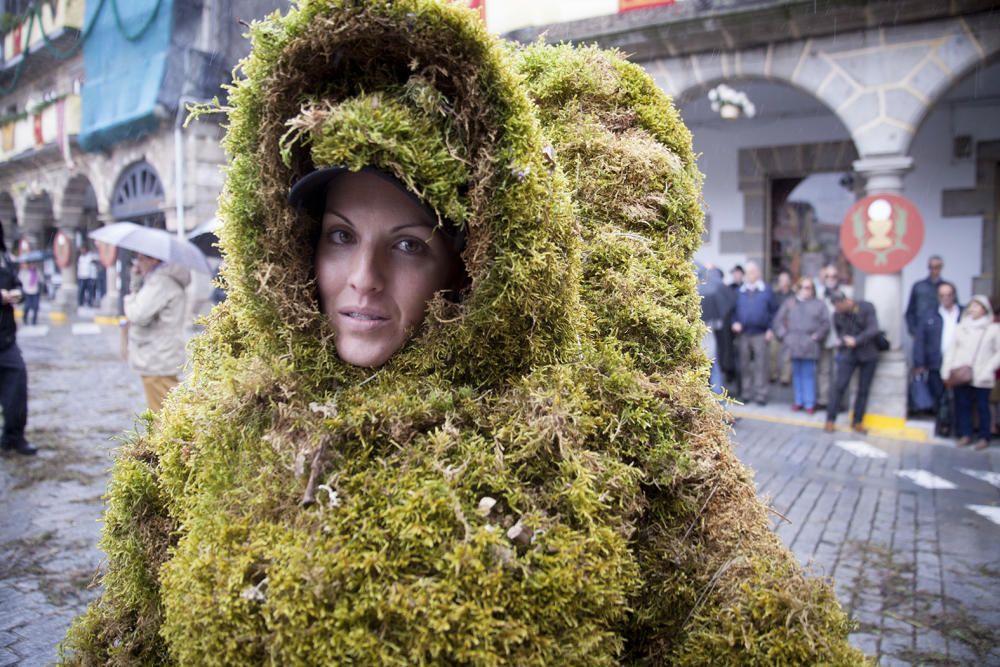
[0,224,35,455]
[904,255,945,336]
[912,281,961,411]
[732,261,776,405]
[824,291,880,434]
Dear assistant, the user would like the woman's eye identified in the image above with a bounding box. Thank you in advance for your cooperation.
[328,229,353,245]
[396,238,426,255]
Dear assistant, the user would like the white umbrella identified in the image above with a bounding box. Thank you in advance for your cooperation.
[90,222,212,274]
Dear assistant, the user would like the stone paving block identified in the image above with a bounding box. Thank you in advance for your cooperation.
[849,631,880,656]
[0,648,18,667]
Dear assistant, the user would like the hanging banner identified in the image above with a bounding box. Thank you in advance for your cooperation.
[53,230,73,269]
[840,194,924,274]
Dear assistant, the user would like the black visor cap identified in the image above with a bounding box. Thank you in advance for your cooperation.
[288,165,465,251]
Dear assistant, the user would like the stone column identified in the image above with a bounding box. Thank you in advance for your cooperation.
[852,155,913,431]
[98,218,122,316]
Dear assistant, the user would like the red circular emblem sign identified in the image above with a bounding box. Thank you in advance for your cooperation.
[840,194,924,274]
[53,230,73,269]
[96,240,117,268]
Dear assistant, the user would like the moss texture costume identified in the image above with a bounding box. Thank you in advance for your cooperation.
[63,1,867,664]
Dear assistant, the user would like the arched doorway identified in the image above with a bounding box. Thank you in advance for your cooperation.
[678,78,857,286]
[109,161,166,307]
[110,161,165,227]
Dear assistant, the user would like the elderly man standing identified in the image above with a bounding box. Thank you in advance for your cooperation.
[731,261,776,405]
[124,253,191,412]
[913,281,961,412]
[824,291,881,434]
[905,255,945,337]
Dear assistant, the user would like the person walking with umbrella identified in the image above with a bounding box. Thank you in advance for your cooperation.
[124,253,191,411]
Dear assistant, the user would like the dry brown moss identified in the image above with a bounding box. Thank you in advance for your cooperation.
[62,1,866,664]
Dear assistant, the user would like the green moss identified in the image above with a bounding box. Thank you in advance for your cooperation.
[62,1,867,664]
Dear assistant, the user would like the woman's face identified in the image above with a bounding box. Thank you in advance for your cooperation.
[315,171,461,368]
[967,300,986,319]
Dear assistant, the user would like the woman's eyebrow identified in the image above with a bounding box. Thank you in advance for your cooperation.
[324,210,354,226]
[391,221,434,233]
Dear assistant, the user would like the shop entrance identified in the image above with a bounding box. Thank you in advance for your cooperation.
[769,172,856,285]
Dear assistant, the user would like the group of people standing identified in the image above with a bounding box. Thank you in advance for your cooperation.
[702,260,880,433]
[703,253,1000,449]
[907,256,1000,450]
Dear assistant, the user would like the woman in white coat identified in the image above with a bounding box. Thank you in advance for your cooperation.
[941,294,1000,449]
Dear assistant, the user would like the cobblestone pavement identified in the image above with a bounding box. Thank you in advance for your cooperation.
[734,416,1000,666]
[2,321,1000,665]
[1,322,144,666]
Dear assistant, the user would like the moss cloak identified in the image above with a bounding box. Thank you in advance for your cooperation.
[62,1,868,664]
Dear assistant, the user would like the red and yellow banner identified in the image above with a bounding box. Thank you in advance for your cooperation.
[619,0,675,12]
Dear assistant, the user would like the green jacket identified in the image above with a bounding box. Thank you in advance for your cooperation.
[63,1,865,665]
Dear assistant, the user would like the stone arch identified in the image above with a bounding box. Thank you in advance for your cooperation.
[645,13,1000,159]
[910,31,1000,143]
[61,173,101,235]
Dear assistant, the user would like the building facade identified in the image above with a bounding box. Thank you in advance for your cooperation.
[0,0,286,313]
[506,0,1000,427]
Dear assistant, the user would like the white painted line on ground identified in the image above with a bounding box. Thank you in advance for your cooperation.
[71,323,101,335]
[835,440,888,459]
[958,469,1000,489]
[896,469,957,490]
[966,505,1000,526]
[18,325,49,337]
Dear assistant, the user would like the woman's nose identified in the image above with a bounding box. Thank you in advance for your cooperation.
[348,247,384,293]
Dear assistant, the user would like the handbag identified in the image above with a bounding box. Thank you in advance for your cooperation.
[908,372,935,413]
[875,330,890,352]
[944,328,986,388]
[945,365,973,388]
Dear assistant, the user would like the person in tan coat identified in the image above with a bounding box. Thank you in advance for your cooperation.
[124,253,190,411]
[941,294,1000,449]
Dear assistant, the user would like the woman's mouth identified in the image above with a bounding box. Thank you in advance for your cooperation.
[338,308,390,330]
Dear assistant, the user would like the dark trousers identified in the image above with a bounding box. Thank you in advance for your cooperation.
[0,343,28,447]
[827,353,877,425]
[22,293,39,325]
[954,385,991,441]
[927,369,945,408]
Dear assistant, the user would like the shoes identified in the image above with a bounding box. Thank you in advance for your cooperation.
[823,421,835,433]
[957,436,971,447]
[791,404,802,412]
[756,399,768,407]
[974,439,989,451]
[1,440,37,456]
[851,423,868,435]
[806,407,816,415]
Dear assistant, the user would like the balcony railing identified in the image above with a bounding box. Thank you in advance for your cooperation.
[1,0,85,66]
[0,93,81,162]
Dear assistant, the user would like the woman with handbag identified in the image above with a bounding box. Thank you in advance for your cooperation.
[941,295,1000,449]
[773,277,829,414]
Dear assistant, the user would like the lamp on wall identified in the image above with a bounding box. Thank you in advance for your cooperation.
[708,84,756,120]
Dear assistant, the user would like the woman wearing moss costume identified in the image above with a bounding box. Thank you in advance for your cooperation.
[63,1,867,664]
